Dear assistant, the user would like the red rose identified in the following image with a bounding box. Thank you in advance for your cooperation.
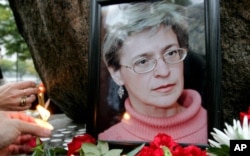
[67,134,96,156]
[150,133,178,149]
[240,112,250,123]
[137,133,178,156]
[26,137,41,148]
[171,145,186,156]
[240,106,250,123]
[183,145,207,156]
[137,133,206,156]
[137,146,164,156]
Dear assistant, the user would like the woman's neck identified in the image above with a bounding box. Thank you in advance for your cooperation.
[130,101,185,117]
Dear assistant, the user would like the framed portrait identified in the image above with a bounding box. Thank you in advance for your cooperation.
[87,0,221,150]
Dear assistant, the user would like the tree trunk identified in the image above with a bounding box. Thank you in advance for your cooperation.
[8,0,90,123]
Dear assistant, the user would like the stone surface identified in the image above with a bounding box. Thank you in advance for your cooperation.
[8,0,90,123]
[220,0,250,122]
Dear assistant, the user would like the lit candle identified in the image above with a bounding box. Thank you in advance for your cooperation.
[35,104,54,130]
[38,83,45,107]
[36,105,50,121]
[34,118,54,130]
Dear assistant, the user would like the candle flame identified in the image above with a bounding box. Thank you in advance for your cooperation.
[36,105,50,121]
[38,86,45,93]
[123,112,130,120]
[38,83,45,93]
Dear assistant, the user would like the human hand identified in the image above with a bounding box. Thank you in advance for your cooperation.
[0,81,38,111]
[0,111,52,155]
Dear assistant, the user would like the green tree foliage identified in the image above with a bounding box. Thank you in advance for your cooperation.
[1,57,38,80]
[175,0,192,6]
[0,59,14,71]
[0,1,30,60]
[0,0,38,81]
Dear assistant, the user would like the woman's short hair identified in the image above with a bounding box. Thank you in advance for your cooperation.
[102,1,189,71]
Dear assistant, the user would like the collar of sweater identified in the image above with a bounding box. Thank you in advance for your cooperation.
[120,89,207,140]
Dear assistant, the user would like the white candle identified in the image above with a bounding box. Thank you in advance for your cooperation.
[36,105,50,121]
[34,118,54,130]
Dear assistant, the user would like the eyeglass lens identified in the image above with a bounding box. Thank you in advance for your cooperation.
[133,48,186,74]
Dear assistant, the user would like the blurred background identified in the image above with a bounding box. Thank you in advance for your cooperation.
[0,0,40,83]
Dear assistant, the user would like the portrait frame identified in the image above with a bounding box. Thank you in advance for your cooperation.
[87,0,222,150]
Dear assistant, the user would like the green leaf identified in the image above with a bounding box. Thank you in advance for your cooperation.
[126,144,145,156]
[85,153,99,156]
[207,145,230,156]
[162,146,172,156]
[44,148,55,156]
[81,143,101,156]
[103,149,123,156]
[53,147,67,154]
[43,147,67,156]
[36,137,42,145]
[80,149,85,156]
[97,140,109,155]
[31,142,44,156]
[31,147,44,156]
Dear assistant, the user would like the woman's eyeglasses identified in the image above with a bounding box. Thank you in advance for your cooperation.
[120,48,187,74]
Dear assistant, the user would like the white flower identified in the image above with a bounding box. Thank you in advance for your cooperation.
[208,116,250,148]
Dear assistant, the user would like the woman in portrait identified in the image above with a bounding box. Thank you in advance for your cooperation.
[98,0,207,144]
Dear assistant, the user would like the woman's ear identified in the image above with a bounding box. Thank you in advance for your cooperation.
[107,67,124,86]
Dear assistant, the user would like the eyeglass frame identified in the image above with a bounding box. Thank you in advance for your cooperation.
[120,48,188,74]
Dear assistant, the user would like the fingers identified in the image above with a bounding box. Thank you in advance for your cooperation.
[9,81,38,98]
[12,134,33,145]
[6,81,38,96]
[13,81,37,90]
[17,82,38,108]
[6,111,35,123]
[18,95,36,109]
[22,88,38,98]
[0,81,38,111]
[8,94,36,111]
[25,94,36,106]
[3,144,32,155]
[18,121,52,137]
[12,104,31,111]
[7,112,53,133]
[0,136,33,155]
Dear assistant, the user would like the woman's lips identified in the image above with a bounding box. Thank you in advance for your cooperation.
[153,84,175,92]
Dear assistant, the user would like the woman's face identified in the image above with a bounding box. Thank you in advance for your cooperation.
[110,26,184,115]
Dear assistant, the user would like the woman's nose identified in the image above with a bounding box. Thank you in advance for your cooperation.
[153,58,170,77]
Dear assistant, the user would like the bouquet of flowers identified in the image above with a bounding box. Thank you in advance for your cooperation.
[31,133,206,156]
[132,133,206,156]
[31,107,250,156]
